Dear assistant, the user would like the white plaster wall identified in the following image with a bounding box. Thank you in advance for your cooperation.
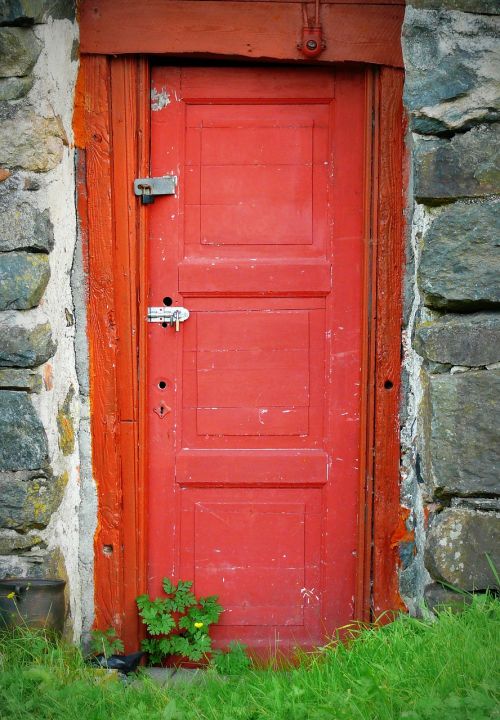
[27,17,82,639]
[400,200,432,613]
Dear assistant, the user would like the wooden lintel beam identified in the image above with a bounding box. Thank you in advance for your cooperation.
[80,1,404,68]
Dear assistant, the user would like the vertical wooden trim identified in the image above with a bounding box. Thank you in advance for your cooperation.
[136,57,151,646]
[372,66,406,617]
[109,57,140,648]
[355,66,377,623]
[79,55,150,648]
[81,54,125,634]
[109,57,151,650]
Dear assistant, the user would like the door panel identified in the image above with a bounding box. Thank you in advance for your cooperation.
[147,65,368,650]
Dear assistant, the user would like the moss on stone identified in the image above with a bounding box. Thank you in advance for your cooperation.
[56,387,75,456]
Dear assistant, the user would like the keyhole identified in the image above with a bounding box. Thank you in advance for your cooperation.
[158,380,167,390]
[154,401,171,418]
[163,296,173,306]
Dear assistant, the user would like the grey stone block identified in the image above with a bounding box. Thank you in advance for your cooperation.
[0,311,56,367]
[0,528,41,553]
[424,582,472,613]
[0,555,31,576]
[404,9,500,134]
[418,200,500,310]
[0,469,67,529]
[452,497,500,512]
[408,1,500,12]
[415,312,500,366]
[0,110,66,172]
[421,368,500,496]
[0,367,41,392]
[0,204,54,253]
[0,390,48,470]
[0,74,32,99]
[0,0,76,25]
[0,26,40,76]
[0,251,50,309]
[426,508,500,591]
[414,125,500,202]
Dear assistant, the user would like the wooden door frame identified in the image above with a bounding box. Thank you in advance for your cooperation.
[75,5,405,650]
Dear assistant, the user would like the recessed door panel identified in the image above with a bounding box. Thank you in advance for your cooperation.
[147,65,368,651]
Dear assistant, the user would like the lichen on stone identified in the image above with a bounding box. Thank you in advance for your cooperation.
[56,386,75,456]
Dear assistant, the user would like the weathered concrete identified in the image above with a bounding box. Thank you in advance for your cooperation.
[0,251,50,309]
[414,124,500,202]
[418,200,500,310]
[426,507,500,591]
[27,14,82,638]
[72,194,95,646]
[400,202,430,614]
[415,312,500,367]
[421,369,500,497]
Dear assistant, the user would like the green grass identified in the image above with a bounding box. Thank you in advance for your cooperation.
[0,628,169,720]
[1,596,499,720]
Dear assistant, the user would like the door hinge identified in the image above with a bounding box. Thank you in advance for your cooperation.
[134,175,177,204]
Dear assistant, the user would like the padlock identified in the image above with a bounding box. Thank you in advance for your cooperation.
[141,186,154,205]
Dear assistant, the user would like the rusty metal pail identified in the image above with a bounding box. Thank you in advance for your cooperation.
[0,578,66,634]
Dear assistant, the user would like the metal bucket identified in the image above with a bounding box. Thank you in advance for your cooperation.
[0,578,66,635]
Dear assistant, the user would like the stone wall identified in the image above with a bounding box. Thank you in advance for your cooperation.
[0,1,81,635]
[402,1,499,611]
[0,0,498,639]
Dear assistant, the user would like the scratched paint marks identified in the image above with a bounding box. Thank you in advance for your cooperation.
[151,85,170,111]
[194,310,310,437]
[147,66,367,652]
[189,498,320,628]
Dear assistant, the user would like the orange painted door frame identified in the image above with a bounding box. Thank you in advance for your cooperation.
[76,0,405,651]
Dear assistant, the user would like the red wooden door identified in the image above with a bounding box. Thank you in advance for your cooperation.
[147,65,368,651]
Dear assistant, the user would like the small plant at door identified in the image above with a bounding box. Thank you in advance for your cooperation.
[90,626,124,657]
[136,578,222,663]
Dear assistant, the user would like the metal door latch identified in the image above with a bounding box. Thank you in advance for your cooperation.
[134,175,177,204]
[147,306,189,331]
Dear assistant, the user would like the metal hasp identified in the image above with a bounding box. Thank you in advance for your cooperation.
[147,306,190,331]
[134,175,177,204]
